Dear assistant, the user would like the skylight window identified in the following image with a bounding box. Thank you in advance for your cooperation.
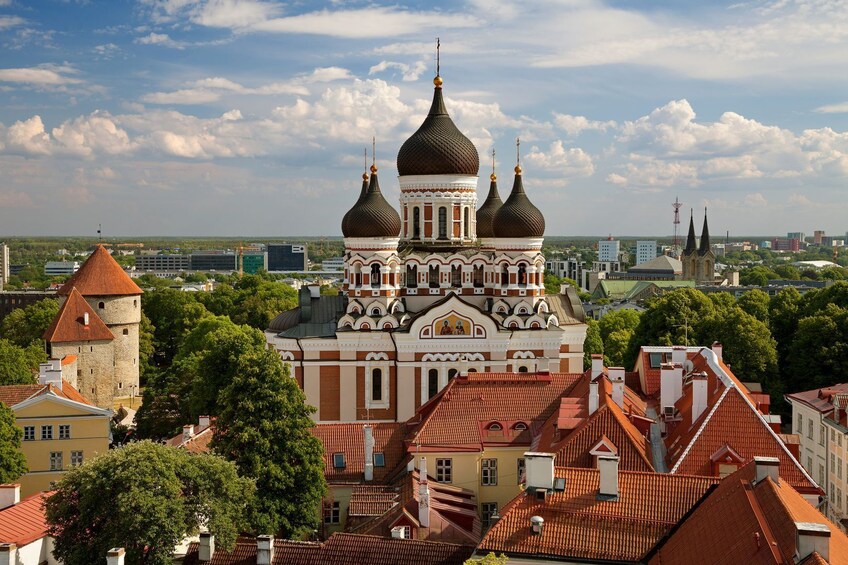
[333,452,346,469]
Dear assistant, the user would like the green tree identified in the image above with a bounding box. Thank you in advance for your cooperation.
[133,359,196,440]
[138,312,156,385]
[45,441,253,565]
[737,289,770,324]
[740,266,778,287]
[773,265,801,280]
[787,305,848,394]
[143,289,212,364]
[583,318,603,369]
[213,351,326,537]
[465,553,509,564]
[0,339,46,385]
[598,310,641,367]
[0,298,59,347]
[598,309,641,341]
[0,402,27,483]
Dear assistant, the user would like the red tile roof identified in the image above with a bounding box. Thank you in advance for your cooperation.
[408,372,582,451]
[0,492,51,546]
[57,245,142,297]
[166,421,215,454]
[479,467,717,562]
[313,422,407,484]
[0,381,93,407]
[785,383,848,414]
[347,484,399,517]
[182,533,475,565]
[649,461,848,565]
[43,287,114,343]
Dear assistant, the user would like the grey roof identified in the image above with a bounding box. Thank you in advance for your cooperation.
[268,294,346,338]
[629,255,683,274]
[547,287,586,325]
[476,176,503,238]
[492,171,545,238]
[396,83,479,176]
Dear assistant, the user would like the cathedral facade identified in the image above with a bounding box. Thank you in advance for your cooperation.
[266,74,587,423]
[681,210,716,284]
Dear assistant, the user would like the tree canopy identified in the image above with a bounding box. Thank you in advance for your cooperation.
[213,350,326,537]
[0,339,46,385]
[0,298,59,348]
[45,441,253,565]
[0,402,27,483]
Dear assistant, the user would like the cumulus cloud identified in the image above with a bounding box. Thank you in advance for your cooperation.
[744,192,768,207]
[788,193,812,206]
[142,88,222,105]
[524,141,594,177]
[553,113,617,137]
[369,60,427,82]
[0,112,135,157]
[0,65,82,87]
[135,32,187,49]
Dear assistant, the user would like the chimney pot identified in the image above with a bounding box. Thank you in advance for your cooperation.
[0,484,20,510]
[608,367,625,409]
[691,372,709,424]
[671,346,686,366]
[530,515,545,536]
[754,456,781,485]
[106,547,125,565]
[588,380,599,416]
[418,456,430,528]
[183,424,194,443]
[712,342,723,362]
[364,424,374,482]
[660,362,684,414]
[598,455,620,499]
[199,532,214,562]
[257,535,274,565]
[795,522,830,562]
[590,355,604,381]
[198,415,211,429]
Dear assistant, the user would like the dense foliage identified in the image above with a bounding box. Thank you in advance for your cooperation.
[0,298,59,347]
[45,441,253,565]
[0,339,46,385]
[0,402,27,483]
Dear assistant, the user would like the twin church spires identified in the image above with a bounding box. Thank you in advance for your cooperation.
[341,69,545,242]
[684,208,711,256]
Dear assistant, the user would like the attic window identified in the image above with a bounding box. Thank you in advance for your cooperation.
[333,453,346,469]
[513,422,528,431]
[487,422,503,431]
[649,352,663,368]
[374,452,385,467]
[98,301,105,309]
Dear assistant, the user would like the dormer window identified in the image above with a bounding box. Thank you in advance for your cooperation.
[487,422,503,431]
[374,452,385,467]
[333,452,346,469]
[513,422,528,431]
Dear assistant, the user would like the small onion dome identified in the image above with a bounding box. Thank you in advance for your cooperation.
[341,171,369,236]
[396,77,479,176]
[342,165,401,238]
[476,172,503,238]
[492,166,545,238]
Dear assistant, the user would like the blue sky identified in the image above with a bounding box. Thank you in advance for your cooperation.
[1,0,847,238]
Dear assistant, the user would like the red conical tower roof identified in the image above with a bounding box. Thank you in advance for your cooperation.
[43,287,114,343]
[57,245,142,297]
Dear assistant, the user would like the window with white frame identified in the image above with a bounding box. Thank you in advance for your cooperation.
[71,450,83,466]
[372,368,383,402]
[41,425,53,440]
[366,362,389,408]
[436,458,452,483]
[482,458,498,486]
[23,426,35,441]
[808,420,813,440]
[50,451,63,471]
[797,413,803,433]
[481,502,499,530]
[59,424,70,439]
[324,501,340,524]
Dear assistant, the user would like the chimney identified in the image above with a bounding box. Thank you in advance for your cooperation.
[754,456,781,485]
[598,455,620,499]
[536,357,550,374]
[257,535,274,565]
[530,515,545,536]
[590,354,604,381]
[38,362,63,390]
[588,379,599,415]
[0,544,17,565]
[0,484,20,510]
[524,452,555,491]
[712,342,723,362]
[183,424,194,443]
[198,415,211,430]
[660,362,684,414]
[363,424,374,482]
[199,532,214,562]
[671,346,686,367]
[106,548,125,565]
[795,522,830,562]
[83,312,89,326]
[692,372,709,424]
[418,456,430,528]
[608,367,625,409]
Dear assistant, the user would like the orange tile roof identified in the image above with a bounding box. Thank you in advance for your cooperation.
[408,372,582,450]
[348,484,399,517]
[0,491,51,546]
[649,461,848,565]
[313,422,407,484]
[479,467,717,562]
[57,245,142,297]
[786,383,848,414]
[182,533,475,565]
[165,420,216,454]
[0,381,93,407]
[43,287,114,343]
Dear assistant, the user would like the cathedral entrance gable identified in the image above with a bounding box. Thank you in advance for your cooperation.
[407,294,499,340]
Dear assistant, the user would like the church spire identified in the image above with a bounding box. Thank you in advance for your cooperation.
[684,209,697,255]
[699,207,710,255]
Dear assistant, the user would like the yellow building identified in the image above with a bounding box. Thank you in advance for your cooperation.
[0,361,112,497]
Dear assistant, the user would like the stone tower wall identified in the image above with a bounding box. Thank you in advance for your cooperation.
[50,340,116,409]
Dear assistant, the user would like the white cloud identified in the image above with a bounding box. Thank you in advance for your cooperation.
[0,112,135,158]
[135,32,187,49]
[5,116,53,155]
[0,65,82,86]
[788,193,812,206]
[553,113,617,137]
[524,141,595,177]
[0,15,25,30]
[142,88,222,105]
[190,0,279,28]
[299,67,352,83]
[744,192,768,207]
[93,43,120,59]
[369,60,427,82]
[815,101,848,114]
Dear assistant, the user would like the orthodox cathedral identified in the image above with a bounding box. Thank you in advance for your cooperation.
[266,73,587,423]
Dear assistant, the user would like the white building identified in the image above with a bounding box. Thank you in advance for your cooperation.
[598,238,620,262]
[635,240,657,266]
[0,243,9,289]
[44,261,81,276]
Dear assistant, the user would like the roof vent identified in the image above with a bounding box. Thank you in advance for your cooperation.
[530,515,544,536]
[257,535,275,565]
[795,522,830,562]
[524,452,555,492]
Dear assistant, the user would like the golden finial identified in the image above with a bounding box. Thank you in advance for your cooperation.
[362,147,368,180]
[490,148,497,181]
[433,37,443,88]
[515,137,522,174]
[370,136,378,173]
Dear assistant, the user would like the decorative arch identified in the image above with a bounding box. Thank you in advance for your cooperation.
[492,300,510,315]
[347,299,364,315]
[368,302,388,317]
[337,314,356,329]
[353,317,375,331]
[547,315,560,328]
[514,300,533,315]
[536,300,549,314]
[377,315,398,329]
[512,351,536,360]
[526,314,546,329]
[503,315,525,329]
[365,352,390,361]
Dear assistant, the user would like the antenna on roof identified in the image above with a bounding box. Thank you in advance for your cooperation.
[516,137,521,167]
[491,148,496,175]
[435,37,440,77]
[97,224,102,243]
[364,146,368,174]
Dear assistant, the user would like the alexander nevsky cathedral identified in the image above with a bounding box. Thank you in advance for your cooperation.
[266,72,588,423]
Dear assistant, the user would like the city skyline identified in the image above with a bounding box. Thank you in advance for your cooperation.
[1,0,848,237]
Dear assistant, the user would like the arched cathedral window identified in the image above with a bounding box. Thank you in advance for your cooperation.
[438,207,448,240]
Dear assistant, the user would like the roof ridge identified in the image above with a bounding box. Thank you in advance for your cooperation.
[745,479,791,562]
[670,386,730,474]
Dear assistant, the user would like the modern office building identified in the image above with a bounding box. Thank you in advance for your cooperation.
[598,238,620,262]
[134,254,191,271]
[44,262,81,277]
[772,238,801,252]
[267,243,308,272]
[788,231,806,243]
[241,253,266,274]
[634,240,657,266]
[189,252,237,272]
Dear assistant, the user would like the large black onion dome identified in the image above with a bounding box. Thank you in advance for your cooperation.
[396,80,479,176]
[476,173,503,238]
[492,167,545,238]
[341,173,369,236]
[342,167,401,238]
